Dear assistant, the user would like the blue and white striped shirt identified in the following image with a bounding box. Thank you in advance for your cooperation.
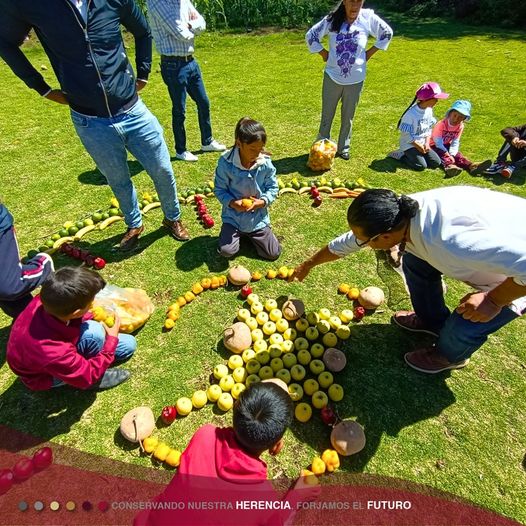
[147,0,206,56]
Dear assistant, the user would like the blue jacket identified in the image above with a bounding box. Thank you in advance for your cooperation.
[214,148,278,233]
[0,0,152,117]
[0,204,14,233]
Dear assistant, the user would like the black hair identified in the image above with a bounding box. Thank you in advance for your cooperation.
[327,1,347,32]
[40,266,106,317]
[234,117,267,145]
[346,189,419,238]
[233,382,293,455]
[397,94,418,130]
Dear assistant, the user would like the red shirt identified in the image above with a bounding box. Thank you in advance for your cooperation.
[7,296,117,390]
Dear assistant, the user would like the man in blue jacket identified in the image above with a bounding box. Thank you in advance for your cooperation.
[0,0,190,251]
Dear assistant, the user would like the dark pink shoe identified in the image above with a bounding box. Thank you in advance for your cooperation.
[392,311,439,337]
[404,347,469,374]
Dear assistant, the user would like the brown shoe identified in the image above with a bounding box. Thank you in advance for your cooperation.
[404,347,469,374]
[162,218,190,241]
[444,164,462,178]
[392,311,439,337]
[468,159,492,176]
[118,225,144,251]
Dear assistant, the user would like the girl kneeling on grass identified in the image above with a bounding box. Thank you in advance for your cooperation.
[388,82,448,171]
[214,117,281,261]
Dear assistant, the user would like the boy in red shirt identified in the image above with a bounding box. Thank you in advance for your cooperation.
[7,267,135,390]
[135,381,320,526]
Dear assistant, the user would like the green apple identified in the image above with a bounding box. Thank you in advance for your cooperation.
[328,383,344,401]
[258,366,274,380]
[283,328,298,341]
[246,359,261,375]
[317,319,331,334]
[275,317,289,332]
[242,348,256,363]
[303,379,319,396]
[319,308,331,320]
[282,353,297,369]
[290,364,306,382]
[306,311,320,326]
[297,349,312,366]
[176,397,193,416]
[232,366,247,383]
[237,308,251,322]
[288,383,304,402]
[329,316,342,330]
[254,340,268,353]
[251,328,264,342]
[250,302,264,315]
[217,392,234,411]
[268,344,282,359]
[213,364,229,380]
[228,354,244,370]
[256,311,269,325]
[322,332,338,348]
[270,357,284,372]
[311,390,329,409]
[207,384,222,402]
[310,343,325,358]
[255,350,270,364]
[281,340,294,353]
[294,337,309,351]
[295,318,309,332]
[309,359,325,375]
[339,309,354,323]
[246,293,260,306]
[336,325,351,340]
[245,374,261,387]
[231,382,246,399]
[276,368,291,384]
[294,402,312,423]
[245,317,258,331]
[192,390,208,409]
[269,333,284,346]
[262,321,276,335]
[305,326,319,341]
[219,374,235,392]
[269,308,283,322]
[318,371,334,389]
[265,299,278,312]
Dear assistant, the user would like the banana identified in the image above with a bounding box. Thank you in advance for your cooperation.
[185,196,196,205]
[332,187,349,193]
[354,188,366,193]
[99,215,123,230]
[317,186,334,194]
[74,224,96,240]
[142,202,162,213]
[205,192,215,198]
[110,197,120,208]
[52,236,75,250]
[278,188,298,196]
[298,187,313,195]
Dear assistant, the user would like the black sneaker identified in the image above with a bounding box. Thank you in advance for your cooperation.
[91,369,130,390]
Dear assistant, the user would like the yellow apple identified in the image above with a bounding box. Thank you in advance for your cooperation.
[192,390,208,409]
[250,302,264,315]
[262,321,276,335]
[290,364,306,382]
[317,319,331,334]
[142,436,159,454]
[213,364,229,380]
[253,340,268,353]
[312,390,329,409]
[245,359,261,375]
[268,344,282,359]
[328,383,344,402]
[281,340,294,353]
[246,293,259,306]
[269,308,283,322]
[219,374,235,392]
[306,311,320,326]
[275,317,289,332]
[276,368,291,384]
[329,316,342,330]
[242,348,256,363]
[336,325,351,340]
[303,379,319,396]
[256,311,269,325]
[322,332,338,348]
[231,383,246,399]
[288,383,304,402]
[269,333,284,346]
[339,309,354,323]
[319,308,331,321]
[255,350,270,364]
[309,359,325,375]
[232,366,247,384]
[228,354,244,370]
[251,328,264,342]
[270,357,284,372]
[295,318,309,332]
[245,374,261,387]
[245,317,258,331]
[318,371,334,389]
[310,343,325,358]
[217,392,234,411]
[207,384,222,402]
[305,326,319,341]
[265,299,278,312]
[176,397,193,416]
[258,366,274,380]
[237,308,251,322]
[283,328,297,341]
[295,402,313,423]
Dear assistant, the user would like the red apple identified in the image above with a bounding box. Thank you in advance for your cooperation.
[32,447,53,470]
[241,284,252,298]
[93,257,106,270]
[353,306,366,321]
[310,186,320,198]
[160,405,177,425]
[194,195,203,204]
[0,469,14,495]
[197,204,207,215]
[202,215,214,228]
[70,247,81,259]
[320,406,338,426]
[13,458,34,481]
[312,196,322,207]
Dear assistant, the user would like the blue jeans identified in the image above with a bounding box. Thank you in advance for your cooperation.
[70,99,181,228]
[160,57,213,153]
[402,253,520,362]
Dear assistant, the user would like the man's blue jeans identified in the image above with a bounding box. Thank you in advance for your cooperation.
[402,252,519,362]
[160,58,213,154]
[70,99,181,229]
[77,320,137,361]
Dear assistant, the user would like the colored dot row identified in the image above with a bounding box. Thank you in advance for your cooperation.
[18,500,110,512]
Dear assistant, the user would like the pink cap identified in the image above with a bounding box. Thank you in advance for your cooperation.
[416,82,449,101]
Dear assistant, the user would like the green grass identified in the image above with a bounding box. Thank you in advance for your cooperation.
[1,18,525,524]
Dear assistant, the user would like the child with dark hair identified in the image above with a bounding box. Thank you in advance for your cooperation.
[135,381,319,526]
[7,267,135,390]
[485,123,526,179]
[214,117,281,261]
[0,202,54,319]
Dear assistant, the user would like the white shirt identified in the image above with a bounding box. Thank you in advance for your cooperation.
[398,104,436,151]
[328,186,526,314]
[306,9,393,85]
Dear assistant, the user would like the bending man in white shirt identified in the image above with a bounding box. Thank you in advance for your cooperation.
[293,186,526,374]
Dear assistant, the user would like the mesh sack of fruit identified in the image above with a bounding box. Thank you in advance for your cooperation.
[91,285,155,333]
[307,139,337,171]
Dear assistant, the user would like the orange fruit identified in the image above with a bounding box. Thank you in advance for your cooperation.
[210,276,220,289]
[251,271,262,281]
[184,291,196,303]
[164,319,175,330]
[338,283,350,294]
[241,198,253,209]
[167,310,180,321]
[347,287,360,300]
[218,275,227,286]
[192,282,204,295]
[176,296,187,307]
[266,269,277,279]
[311,457,326,475]
[201,277,212,289]
[168,303,180,313]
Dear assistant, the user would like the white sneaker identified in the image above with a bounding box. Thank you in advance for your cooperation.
[175,151,198,162]
[201,139,226,152]
[387,149,404,160]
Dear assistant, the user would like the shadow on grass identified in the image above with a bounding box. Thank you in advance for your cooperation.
[78,160,145,186]
[479,169,525,188]
[273,154,317,178]
[0,381,96,447]
[174,235,229,273]
[369,157,401,174]
[289,322,456,471]
[0,324,12,369]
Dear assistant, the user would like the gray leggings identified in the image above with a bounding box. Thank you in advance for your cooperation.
[318,74,364,155]
[401,147,441,171]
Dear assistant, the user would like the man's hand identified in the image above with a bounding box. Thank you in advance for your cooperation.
[245,198,265,212]
[456,292,501,322]
[319,49,329,62]
[102,314,121,338]
[136,79,147,92]
[290,262,312,282]
[229,199,247,212]
[45,89,69,105]
[512,138,526,149]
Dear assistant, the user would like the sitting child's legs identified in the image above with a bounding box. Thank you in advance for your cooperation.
[218,223,241,258]
[452,152,473,171]
[248,227,282,261]
[77,320,137,361]
[401,148,428,171]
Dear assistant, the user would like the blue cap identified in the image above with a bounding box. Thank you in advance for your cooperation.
[447,100,472,121]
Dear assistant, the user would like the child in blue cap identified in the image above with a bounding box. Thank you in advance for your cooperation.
[430,100,491,177]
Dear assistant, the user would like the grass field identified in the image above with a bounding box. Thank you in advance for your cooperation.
[0,14,525,524]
